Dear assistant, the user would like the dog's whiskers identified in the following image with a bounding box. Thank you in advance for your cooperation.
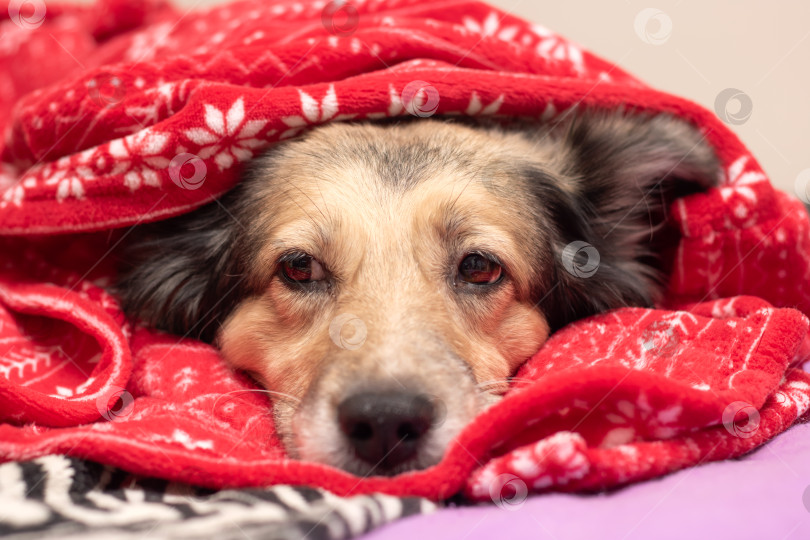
[213,388,302,409]
[475,379,510,395]
[475,377,540,393]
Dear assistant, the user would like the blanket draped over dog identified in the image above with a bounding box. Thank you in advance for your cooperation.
[2,0,810,502]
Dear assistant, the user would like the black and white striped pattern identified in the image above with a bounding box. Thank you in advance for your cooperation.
[0,456,435,540]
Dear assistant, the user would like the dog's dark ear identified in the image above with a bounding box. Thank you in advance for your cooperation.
[114,195,247,343]
[535,110,721,330]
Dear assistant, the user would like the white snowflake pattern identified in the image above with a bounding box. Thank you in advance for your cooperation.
[123,81,190,130]
[0,166,23,207]
[55,177,85,202]
[723,155,767,186]
[384,84,404,117]
[184,97,271,170]
[125,22,175,63]
[107,128,171,191]
[280,85,347,139]
[531,24,585,73]
[775,380,810,413]
[173,367,197,392]
[463,12,520,41]
[40,146,100,202]
[465,92,504,115]
[603,393,684,444]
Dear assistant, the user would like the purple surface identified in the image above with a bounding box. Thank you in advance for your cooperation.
[364,422,810,540]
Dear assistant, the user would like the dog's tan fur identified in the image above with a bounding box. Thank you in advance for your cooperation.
[218,122,551,472]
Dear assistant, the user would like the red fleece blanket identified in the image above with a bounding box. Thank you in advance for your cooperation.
[2,0,810,502]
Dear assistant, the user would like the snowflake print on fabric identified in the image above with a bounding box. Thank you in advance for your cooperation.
[602,395,684,444]
[184,97,272,170]
[39,145,107,202]
[463,12,521,41]
[465,91,504,115]
[0,165,22,208]
[124,22,176,63]
[122,80,193,133]
[108,128,172,191]
[530,24,585,73]
[466,432,590,499]
[280,85,343,139]
[725,155,767,186]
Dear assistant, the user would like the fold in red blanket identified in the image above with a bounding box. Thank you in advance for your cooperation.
[1,0,810,502]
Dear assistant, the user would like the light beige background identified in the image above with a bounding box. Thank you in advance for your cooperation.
[487,0,810,196]
[77,0,809,194]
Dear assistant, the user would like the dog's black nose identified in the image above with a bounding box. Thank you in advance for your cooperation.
[338,391,435,471]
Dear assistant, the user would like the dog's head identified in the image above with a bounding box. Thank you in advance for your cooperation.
[117,111,719,475]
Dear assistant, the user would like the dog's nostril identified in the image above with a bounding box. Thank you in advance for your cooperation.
[349,421,373,441]
[337,391,435,472]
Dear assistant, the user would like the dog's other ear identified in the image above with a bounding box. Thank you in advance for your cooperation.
[114,194,246,343]
[536,110,721,330]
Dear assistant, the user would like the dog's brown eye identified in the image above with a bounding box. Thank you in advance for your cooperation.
[458,253,502,284]
[280,254,325,283]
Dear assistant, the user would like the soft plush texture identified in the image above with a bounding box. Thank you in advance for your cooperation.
[363,419,810,540]
[1,0,810,503]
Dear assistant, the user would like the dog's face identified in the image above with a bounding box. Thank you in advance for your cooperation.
[117,112,720,476]
[218,122,553,474]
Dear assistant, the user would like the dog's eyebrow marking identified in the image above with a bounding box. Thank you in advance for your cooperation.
[270,222,333,254]
[360,137,469,192]
[435,205,467,240]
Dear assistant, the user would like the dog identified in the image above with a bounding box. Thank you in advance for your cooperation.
[115,109,720,476]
